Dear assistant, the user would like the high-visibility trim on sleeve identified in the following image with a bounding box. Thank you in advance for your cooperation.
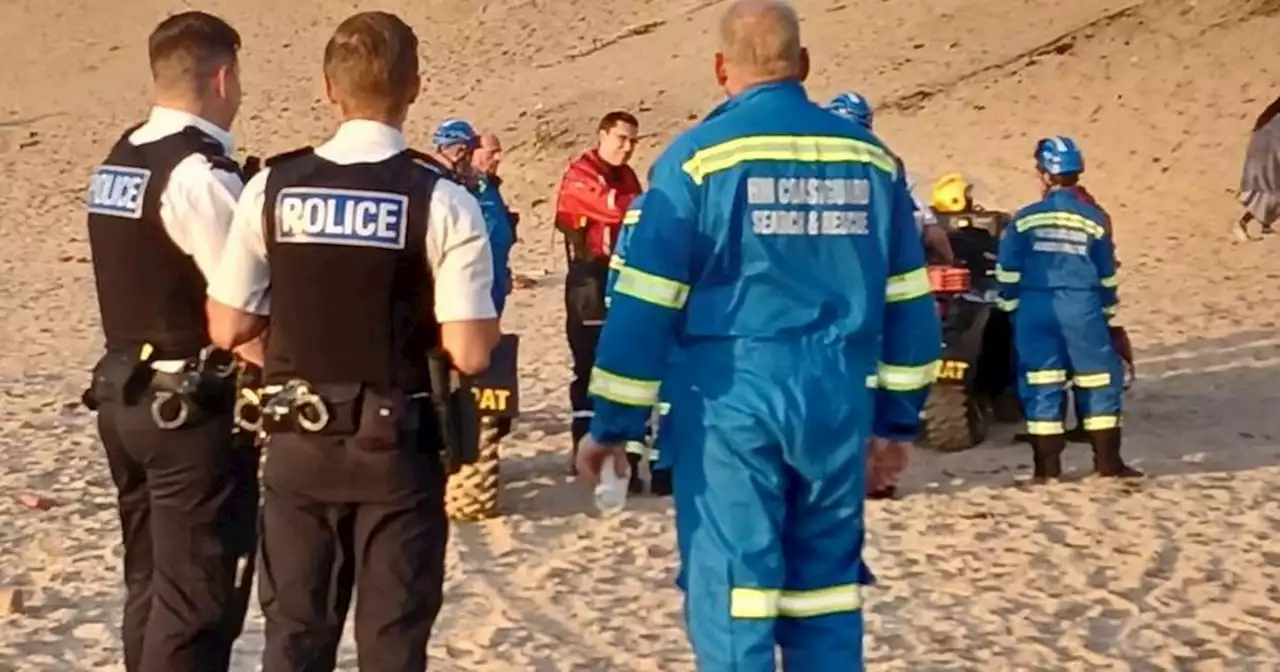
[877,361,939,392]
[681,135,898,185]
[997,298,1019,312]
[729,585,864,619]
[614,266,690,310]
[588,367,661,407]
[1103,304,1118,317]
[623,208,641,225]
[885,267,932,303]
[1014,211,1107,239]
[1100,274,1118,288]
[778,585,863,618]
[995,267,1021,284]
[609,254,626,271]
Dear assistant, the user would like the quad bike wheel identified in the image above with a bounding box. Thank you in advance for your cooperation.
[923,385,990,452]
[444,419,501,521]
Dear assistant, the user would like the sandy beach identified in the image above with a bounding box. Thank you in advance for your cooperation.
[1,0,1278,669]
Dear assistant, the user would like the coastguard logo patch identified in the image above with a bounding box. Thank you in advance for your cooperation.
[88,165,151,219]
[275,187,409,250]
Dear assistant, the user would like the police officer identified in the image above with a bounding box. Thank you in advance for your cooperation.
[205,11,499,671]
[996,136,1142,482]
[576,1,941,668]
[825,91,955,264]
[83,11,259,672]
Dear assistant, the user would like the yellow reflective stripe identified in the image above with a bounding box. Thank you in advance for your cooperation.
[1014,211,1107,238]
[614,266,690,310]
[997,298,1019,312]
[609,254,626,271]
[657,401,672,416]
[1027,420,1065,436]
[778,584,863,618]
[623,209,641,225]
[877,361,939,392]
[1074,373,1111,388]
[1026,369,1067,385]
[1103,305,1118,317]
[588,368,660,407]
[1083,415,1120,430]
[624,440,648,456]
[865,374,879,389]
[886,267,932,303]
[681,135,898,185]
[730,588,780,619]
[1100,274,1118,288]
[995,267,1021,284]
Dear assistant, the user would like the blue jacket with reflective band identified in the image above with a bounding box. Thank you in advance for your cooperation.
[605,192,644,306]
[996,186,1119,315]
[588,81,941,443]
[475,174,514,316]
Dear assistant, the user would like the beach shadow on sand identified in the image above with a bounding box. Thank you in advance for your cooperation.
[490,329,1280,517]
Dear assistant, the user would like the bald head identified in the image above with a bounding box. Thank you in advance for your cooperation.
[717,0,805,85]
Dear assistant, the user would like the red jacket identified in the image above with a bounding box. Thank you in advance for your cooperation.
[554,150,642,259]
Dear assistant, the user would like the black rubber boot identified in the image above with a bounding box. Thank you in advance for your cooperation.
[1090,428,1144,478]
[1030,434,1065,483]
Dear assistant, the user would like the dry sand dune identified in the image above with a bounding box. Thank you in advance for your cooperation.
[2,0,1279,669]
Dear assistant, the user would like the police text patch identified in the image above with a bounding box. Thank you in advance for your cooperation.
[275,187,409,250]
[88,165,152,219]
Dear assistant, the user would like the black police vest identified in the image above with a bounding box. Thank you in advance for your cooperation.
[87,125,243,360]
[260,148,441,390]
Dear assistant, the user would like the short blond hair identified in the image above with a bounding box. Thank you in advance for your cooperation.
[323,12,420,116]
[718,0,803,80]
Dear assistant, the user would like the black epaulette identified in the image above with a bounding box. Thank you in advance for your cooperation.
[265,146,315,167]
[405,149,459,184]
[242,155,262,181]
[207,154,243,175]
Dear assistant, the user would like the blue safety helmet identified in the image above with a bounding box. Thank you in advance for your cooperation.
[1034,135,1085,176]
[825,92,874,129]
[432,118,479,149]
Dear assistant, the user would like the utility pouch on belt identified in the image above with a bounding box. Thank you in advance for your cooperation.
[428,350,480,475]
[352,386,410,450]
[82,346,157,411]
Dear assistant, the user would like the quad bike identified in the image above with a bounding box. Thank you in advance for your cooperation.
[444,334,520,521]
[921,209,1020,452]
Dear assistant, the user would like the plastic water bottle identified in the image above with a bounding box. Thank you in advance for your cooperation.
[594,454,631,516]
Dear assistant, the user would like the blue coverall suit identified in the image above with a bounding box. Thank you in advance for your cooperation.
[476,174,515,315]
[588,81,941,670]
[996,187,1122,437]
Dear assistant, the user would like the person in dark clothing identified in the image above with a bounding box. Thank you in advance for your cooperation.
[205,11,500,672]
[83,12,261,672]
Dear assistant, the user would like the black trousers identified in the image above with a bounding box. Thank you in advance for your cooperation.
[257,426,448,672]
[98,400,259,672]
[565,259,608,444]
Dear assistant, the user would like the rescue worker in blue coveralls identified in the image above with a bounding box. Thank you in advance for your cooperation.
[605,193,675,496]
[824,91,955,266]
[996,135,1143,483]
[575,1,941,668]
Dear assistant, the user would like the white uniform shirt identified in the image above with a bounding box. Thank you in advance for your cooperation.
[129,106,244,279]
[207,120,497,324]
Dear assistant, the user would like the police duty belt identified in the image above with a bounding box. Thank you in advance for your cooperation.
[149,346,240,430]
[235,379,332,436]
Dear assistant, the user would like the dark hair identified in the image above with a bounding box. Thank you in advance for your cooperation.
[598,110,639,133]
[1049,173,1080,187]
[324,12,420,117]
[148,11,241,87]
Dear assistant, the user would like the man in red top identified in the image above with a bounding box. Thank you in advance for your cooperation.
[554,110,643,469]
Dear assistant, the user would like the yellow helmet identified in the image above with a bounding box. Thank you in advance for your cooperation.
[930,173,972,213]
